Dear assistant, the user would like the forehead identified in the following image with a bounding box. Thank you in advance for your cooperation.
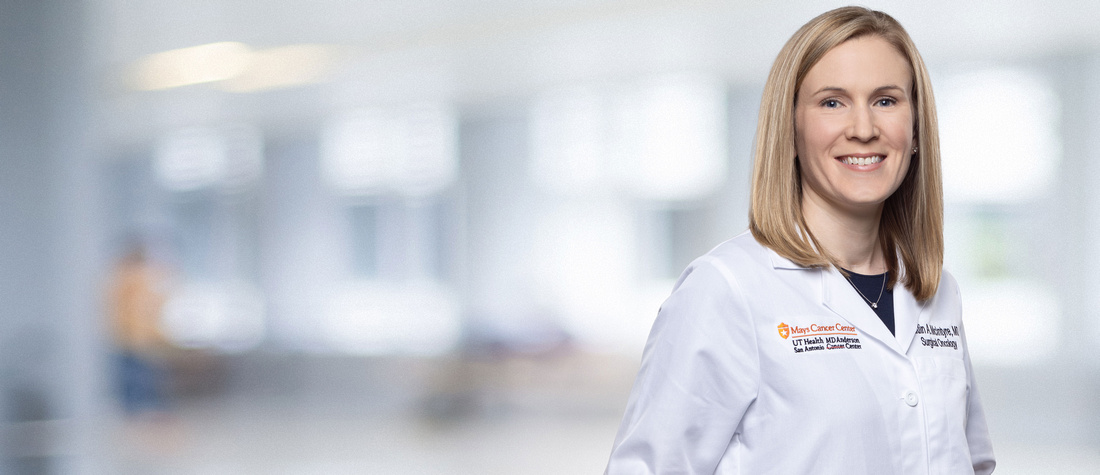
[800,36,912,93]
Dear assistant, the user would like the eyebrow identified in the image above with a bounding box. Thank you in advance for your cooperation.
[813,85,908,96]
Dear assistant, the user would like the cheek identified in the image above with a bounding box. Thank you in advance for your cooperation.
[796,115,841,155]
[796,133,814,162]
[794,125,818,161]
[891,155,914,188]
[887,114,915,146]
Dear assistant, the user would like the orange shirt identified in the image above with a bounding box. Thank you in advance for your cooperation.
[109,262,168,353]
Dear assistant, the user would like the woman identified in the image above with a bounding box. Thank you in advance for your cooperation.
[606,7,995,474]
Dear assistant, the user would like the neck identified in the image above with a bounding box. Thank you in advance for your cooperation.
[801,190,885,275]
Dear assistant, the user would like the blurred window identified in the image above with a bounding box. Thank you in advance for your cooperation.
[527,74,729,351]
[347,203,380,279]
[325,182,459,353]
[134,124,269,352]
[321,103,457,197]
[316,103,461,354]
[529,74,727,201]
[639,206,710,281]
[161,192,265,353]
[940,69,1060,203]
[344,196,453,281]
[154,125,264,193]
[939,67,1061,365]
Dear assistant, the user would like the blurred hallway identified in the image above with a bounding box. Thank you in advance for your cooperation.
[3,1,1100,473]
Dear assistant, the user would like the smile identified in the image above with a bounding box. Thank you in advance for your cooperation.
[839,155,884,166]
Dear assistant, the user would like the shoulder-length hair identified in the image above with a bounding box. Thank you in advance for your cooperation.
[748,6,943,301]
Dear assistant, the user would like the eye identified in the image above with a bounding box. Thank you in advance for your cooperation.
[876,97,897,107]
[821,99,842,109]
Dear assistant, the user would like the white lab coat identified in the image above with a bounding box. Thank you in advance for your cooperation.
[606,232,995,474]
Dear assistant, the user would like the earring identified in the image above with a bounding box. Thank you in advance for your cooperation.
[911,145,919,155]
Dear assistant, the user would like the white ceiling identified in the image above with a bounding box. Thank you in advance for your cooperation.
[88,0,1100,144]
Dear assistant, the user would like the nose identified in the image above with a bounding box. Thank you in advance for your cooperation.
[846,104,878,142]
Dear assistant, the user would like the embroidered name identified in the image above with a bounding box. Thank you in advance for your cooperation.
[915,324,960,350]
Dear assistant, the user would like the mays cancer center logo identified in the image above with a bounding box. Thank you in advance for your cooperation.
[779,321,863,353]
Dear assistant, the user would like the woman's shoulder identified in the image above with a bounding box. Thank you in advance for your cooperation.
[671,231,776,292]
[911,268,964,321]
[928,267,962,304]
[691,231,778,274]
[916,266,958,298]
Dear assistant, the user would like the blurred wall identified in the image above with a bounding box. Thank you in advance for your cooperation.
[0,0,100,473]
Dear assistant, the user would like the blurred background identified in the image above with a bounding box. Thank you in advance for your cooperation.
[1,0,1098,473]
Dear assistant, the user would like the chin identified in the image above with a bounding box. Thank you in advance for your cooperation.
[841,195,891,210]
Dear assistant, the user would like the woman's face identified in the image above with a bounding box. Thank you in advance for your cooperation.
[794,35,914,217]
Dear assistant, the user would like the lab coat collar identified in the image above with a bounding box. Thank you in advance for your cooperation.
[820,266,923,355]
[768,249,804,270]
[764,242,923,354]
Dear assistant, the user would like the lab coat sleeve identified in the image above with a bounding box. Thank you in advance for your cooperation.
[606,256,759,474]
[957,286,996,474]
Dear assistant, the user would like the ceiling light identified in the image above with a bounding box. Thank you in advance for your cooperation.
[217,44,344,93]
[128,41,252,91]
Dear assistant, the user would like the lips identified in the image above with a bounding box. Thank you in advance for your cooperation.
[838,155,884,166]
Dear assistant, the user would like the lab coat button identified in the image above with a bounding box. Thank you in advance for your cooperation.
[904,390,919,407]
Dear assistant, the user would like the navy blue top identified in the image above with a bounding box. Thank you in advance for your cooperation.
[842,269,895,335]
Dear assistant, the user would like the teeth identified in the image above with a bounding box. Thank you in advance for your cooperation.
[842,155,883,166]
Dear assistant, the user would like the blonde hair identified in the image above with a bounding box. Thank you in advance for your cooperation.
[748,6,943,301]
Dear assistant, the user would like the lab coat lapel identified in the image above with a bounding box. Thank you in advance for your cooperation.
[891,280,922,354]
[820,267,902,354]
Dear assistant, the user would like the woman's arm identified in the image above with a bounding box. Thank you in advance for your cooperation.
[606,257,760,474]
[960,317,996,474]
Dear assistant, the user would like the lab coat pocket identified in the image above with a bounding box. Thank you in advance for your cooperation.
[914,356,973,471]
